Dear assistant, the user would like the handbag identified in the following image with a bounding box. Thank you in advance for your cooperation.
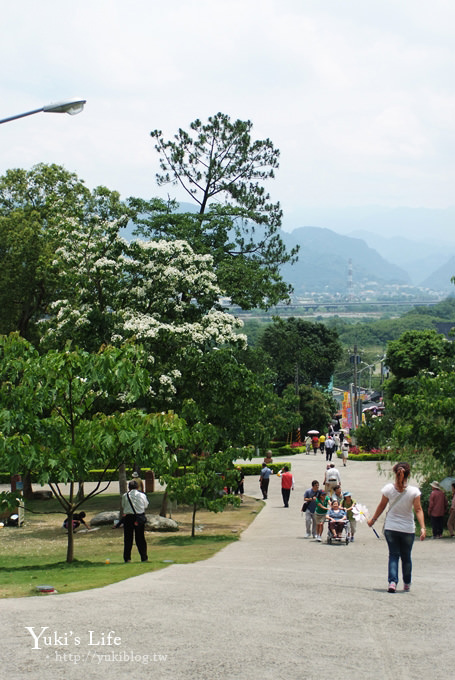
[126,492,147,526]
[302,502,309,512]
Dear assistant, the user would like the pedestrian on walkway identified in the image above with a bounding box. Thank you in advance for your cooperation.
[121,480,149,563]
[367,461,426,593]
[341,439,349,466]
[448,482,455,537]
[324,463,341,493]
[302,480,319,537]
[319,434,326,456]
[331,484,344,506]
[259,463,273,500]
[278,465,295,507]
[325,435,335,461]
[314,490,330,541]
[341,491,357,542]
[428,481,448,538]
[234,466,245,499]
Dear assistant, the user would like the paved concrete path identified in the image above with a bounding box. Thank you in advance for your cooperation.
[0,454,453,679]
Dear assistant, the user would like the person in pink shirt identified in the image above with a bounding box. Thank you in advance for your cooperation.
[429,481,448,539]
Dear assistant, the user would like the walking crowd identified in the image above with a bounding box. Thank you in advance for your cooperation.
[257,432,454,594]
[305,429,349,466]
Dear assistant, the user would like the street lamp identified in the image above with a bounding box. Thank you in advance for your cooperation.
[0,99,86,125]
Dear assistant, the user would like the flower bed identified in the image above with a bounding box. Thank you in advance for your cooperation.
[337,446,388,462]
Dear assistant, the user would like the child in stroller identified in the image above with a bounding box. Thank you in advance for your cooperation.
[326,500,350,545]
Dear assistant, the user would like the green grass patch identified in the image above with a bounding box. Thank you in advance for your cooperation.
[0,492,262,598]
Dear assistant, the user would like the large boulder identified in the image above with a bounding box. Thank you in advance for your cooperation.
[90,511,179,532]
[145,515,179,532]
[90,511,120,526]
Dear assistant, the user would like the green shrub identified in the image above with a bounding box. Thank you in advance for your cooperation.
[336,452,388,462]
[273,445,304,456]
[236,462,291,476]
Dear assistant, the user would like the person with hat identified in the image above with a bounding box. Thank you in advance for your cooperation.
[428,481,448,539]
[131,471,145,493]
[341,491,357,542]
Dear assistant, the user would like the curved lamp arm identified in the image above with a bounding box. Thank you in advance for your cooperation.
[0,99,86,124]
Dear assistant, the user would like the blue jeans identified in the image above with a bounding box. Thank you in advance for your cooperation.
[384,529,415,585]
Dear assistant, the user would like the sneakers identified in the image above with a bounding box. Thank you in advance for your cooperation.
[305,533,311,538]
[404,583,411,592]
[388,582,396,593]
[316,536,322,542]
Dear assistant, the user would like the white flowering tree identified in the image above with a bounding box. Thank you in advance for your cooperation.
[0,164,133,343]
[41,217,246,404]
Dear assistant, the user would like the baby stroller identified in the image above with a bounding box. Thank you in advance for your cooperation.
[326,517,351,545]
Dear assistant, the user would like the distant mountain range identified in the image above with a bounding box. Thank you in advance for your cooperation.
[281,205,455,294]
[122,201,455,296]
[279,227,411,295]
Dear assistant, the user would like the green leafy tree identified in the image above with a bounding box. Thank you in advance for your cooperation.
[385,329,455,397]
[0,164,132,342]
[40,217,246,406]
[355,412,394,451]
[259,317,343,395]
[390,370,455,477]
[162,446,241,537]
[298,385,336,437]
[0,334,185,562]
[141,112,299,309]
[177,347,294,449]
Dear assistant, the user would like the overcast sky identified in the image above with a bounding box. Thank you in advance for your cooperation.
[1,0,454,236]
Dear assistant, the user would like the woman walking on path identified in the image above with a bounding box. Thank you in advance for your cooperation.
[367,462,426,593]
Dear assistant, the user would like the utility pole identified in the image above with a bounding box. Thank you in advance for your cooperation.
[353,344,358,428]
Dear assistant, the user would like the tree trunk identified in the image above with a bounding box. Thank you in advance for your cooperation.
[191,502,197,537]
[22,470,34,500]
[66,510,74,563]
[76,481,85,502]
[160,489,168,517]
[118,464,127,515]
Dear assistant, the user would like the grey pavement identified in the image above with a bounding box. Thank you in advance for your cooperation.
[0,454,453,679]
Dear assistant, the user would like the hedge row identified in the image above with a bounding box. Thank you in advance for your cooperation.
[268,445,304,456]
[336,452,388,462]
[0,470,141,484]
[0,463,291,485]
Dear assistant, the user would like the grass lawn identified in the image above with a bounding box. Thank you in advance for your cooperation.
[0,491,263,598]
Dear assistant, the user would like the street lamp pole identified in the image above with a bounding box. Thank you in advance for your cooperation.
[0,99,86,125]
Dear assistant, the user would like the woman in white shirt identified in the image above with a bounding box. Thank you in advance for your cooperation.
[368,462,426,593]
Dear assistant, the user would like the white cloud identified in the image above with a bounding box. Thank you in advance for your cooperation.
[0,0,454,234]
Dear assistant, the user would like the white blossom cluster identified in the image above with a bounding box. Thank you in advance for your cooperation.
[41,219,246,400]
